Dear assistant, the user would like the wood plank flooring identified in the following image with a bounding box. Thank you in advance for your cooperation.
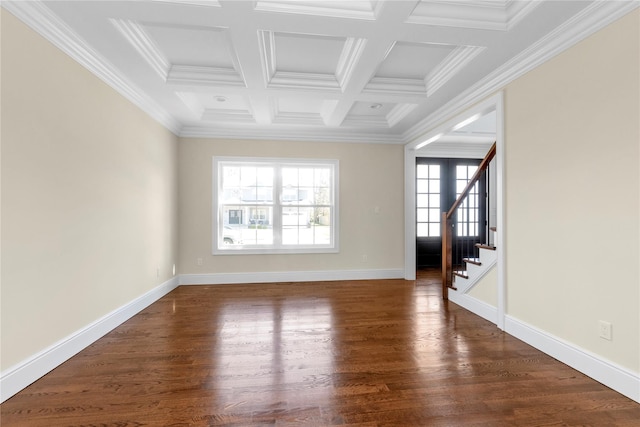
[2,269,639,426]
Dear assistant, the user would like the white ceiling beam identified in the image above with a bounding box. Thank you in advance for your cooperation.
[218,0,273,124]
[322,0,421,127]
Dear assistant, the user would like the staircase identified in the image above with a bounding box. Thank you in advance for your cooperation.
[452,229,497,293]
[441,142,496,300]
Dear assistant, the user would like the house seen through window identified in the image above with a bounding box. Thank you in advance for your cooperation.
[214,157,338,254]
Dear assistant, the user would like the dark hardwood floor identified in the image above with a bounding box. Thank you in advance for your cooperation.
[2,269,639,426]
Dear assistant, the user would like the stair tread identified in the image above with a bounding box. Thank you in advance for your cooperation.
[453,270,469,279]
[476,243,496,251]
[463,257,482,266]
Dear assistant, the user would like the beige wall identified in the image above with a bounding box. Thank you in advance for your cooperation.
[468,266,497,306]
[178,138,404,274]
[1,11,179,370]
[504,10,639,372]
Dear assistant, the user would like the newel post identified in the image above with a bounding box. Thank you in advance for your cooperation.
[441,212,452,300]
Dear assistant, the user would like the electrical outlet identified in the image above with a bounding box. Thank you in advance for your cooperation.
[362,254,368,263]
[196,257,203,266]
[598,320,612,341]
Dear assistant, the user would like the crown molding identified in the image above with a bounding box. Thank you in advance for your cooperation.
[386,103,418,128]
[404,0,640,145]
[426,45,486,97]
[110,19,169,81]
[179,125,404,144]
[2,0,182,135]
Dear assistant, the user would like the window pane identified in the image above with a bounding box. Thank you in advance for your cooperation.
[314,187,331,205]
[429,208,440,222]
[299,187,314,204]
[417,223,429,237]
[429,194,440,208]
[429,223,441,237]
[314,207,331,226]
[282,168,298,187]
[313,224,331,245]
[417,164,429,179]
[240,167,257,186]
[282,205,313,244]
[429,179,440,193]
[256,186,273,202]
[221,206,273,245]
[417,179,429,193]
[429,165,440,179]
[223,166,240,187]
[315,168,330,186]
[299,168,314,187]
[257,167,273,186]
[417,208,429,222]
[457,165,467,180]
[417,194,429,208]
[242,187,257,201]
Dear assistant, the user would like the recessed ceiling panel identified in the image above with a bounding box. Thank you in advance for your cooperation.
[144,24,234,68]
[376,42,456,80]
[274,33,343,75]
[407,0,540,31]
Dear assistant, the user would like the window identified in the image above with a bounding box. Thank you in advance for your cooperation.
[416,164,441,237]
[213,157,338,254]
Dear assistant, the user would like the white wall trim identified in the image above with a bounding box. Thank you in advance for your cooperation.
[505,315,640,403]
[449,292,498,325]
[0,276,180,403]
[179,268,404,285]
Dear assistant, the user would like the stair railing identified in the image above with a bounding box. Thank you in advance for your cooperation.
[441,142,496,300]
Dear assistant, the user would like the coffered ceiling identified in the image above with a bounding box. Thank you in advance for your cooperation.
[3,1,637,144]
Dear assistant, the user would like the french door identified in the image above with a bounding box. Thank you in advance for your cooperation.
[416,157,486,269]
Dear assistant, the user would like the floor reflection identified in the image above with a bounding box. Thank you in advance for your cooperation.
[213,289,335,419]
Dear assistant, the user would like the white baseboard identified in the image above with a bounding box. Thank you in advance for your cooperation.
[448,291,498,325]
[0,276,180,403]
[505,315,640,403]
[179,268,404,285]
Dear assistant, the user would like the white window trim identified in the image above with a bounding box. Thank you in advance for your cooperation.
[212,156,339,255]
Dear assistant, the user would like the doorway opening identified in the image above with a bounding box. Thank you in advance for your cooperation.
[403,92,504,329]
